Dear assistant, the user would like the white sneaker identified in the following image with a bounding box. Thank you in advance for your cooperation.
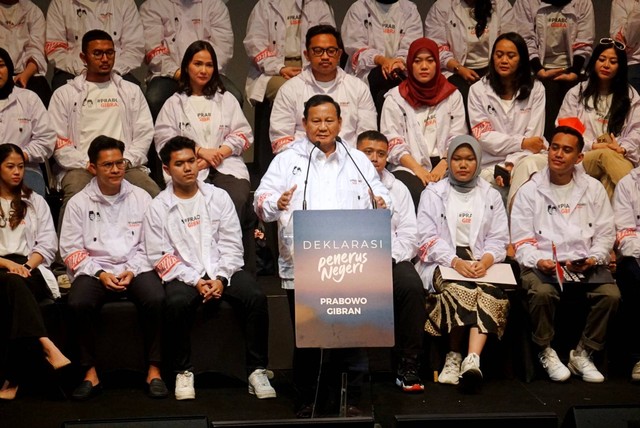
[438,351,462,385]
[631,361,640,382]
[538,347,570,382]
[460,353,483,381]
[175,371,195,400]
[248,368,276,399]
[568,349,604,383]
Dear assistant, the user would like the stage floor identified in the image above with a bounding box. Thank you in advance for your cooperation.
[4,274,639,427]
[3,368,640,427]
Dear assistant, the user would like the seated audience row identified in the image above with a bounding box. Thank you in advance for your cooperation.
[1,5,639,413]
[5,20,640,220]
[1,136,275,403]
[1,92,639,415]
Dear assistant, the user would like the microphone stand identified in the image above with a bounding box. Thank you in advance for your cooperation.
[336,137,377,209]
[302,141,320,210]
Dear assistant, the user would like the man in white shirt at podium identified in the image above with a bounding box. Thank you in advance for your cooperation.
[254,94,389,417]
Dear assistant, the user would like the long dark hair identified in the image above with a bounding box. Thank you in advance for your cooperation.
[0,144,32,230]
[473,0,493,40]
[178,40,226,97]
[580,42,630,137]
[0,48,15,100]
[487,32,533,101]
[541,0,571,7]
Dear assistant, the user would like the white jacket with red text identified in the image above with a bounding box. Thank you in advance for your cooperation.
[0,0,47,76]
[557,81,640,166]
[254,137,390,288]
[341,0,423,80]
[49,72,153,182]
[154,91,252,182]
[425,0,515,76]
[140,0,234,78]
[143,181,243,287]
[60,178,152,282]
[511,167,615,268]
[613,166,640,260]
[513,0,594,69]
[269,67,377,153]
[243,0,335,104]
[0,87,55,170]
[381,168,417,263]
[611,0,640,66]
[380,85,466,173]
[45,0,144,76]
[415,177,508,291]
[468,77,547,169]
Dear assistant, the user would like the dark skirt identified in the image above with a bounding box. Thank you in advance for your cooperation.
[425,247,509,338]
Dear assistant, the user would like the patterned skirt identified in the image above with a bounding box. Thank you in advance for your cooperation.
[425,247,509,339]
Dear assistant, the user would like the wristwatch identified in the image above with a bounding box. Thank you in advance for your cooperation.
[95,269,105,279]
[215,275,229,287]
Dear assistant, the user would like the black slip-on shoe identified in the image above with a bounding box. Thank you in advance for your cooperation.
[71,381,102,401]
[146,378,169,399]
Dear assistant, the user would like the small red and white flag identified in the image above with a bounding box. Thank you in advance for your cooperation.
[552,241,564,292]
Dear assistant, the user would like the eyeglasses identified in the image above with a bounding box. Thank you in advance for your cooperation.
[97,159,129,170]
[309,47,341,58]
[600,38,626,51]
[90,49,116,60]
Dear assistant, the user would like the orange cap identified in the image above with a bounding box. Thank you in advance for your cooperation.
[557,117,586,135]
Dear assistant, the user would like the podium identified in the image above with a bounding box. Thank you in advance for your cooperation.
[293,209,394,349]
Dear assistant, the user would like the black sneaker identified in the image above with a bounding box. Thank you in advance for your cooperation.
[395,358,424,393]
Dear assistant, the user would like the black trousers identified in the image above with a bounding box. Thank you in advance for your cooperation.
[206,170,257,276]
[393,261,427,359]
[0,254,54,383]
[67,271,164,368]
[164,270,268,374]
[286,290,368,406]
[616,257,640,358]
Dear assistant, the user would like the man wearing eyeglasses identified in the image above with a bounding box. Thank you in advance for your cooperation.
[270,24,377,154]
[60,135,167,401]
[49,29,159,229]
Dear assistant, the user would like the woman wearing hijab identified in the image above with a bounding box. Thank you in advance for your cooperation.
[415,135,509,389]
[0,48,55,196]
[380,37,467,209]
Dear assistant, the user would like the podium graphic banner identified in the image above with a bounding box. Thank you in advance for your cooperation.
[293,209,394,348]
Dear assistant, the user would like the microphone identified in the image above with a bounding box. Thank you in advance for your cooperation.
[302,141,320,210]
[336,137,378,209]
